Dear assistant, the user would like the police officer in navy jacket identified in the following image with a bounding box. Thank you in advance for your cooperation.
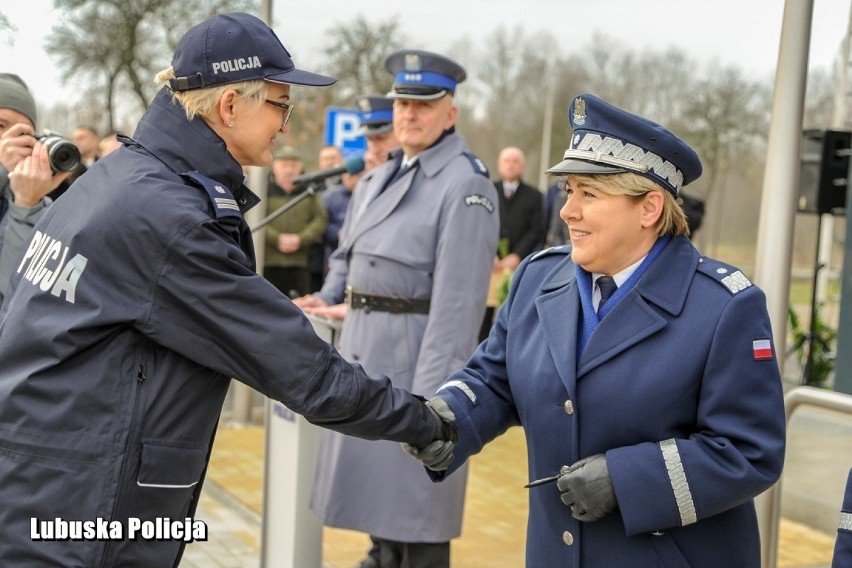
[833,467,852,567]
[0,13,452,567]
[404,94,786,567]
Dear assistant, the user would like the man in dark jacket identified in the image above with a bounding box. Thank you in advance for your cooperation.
[0,13,452,567]
[493,146,544,270]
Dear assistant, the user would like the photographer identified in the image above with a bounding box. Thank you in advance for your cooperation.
[0,73,72,301]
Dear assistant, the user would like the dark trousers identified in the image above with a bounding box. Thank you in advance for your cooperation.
[370,537,450,568]
[478,306,496,343]
[263,266,310,299]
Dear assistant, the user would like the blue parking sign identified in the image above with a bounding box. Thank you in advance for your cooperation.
[324,107,366,159]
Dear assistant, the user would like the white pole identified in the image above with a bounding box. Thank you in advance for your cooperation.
[537,76,555,193]
[754,3,814,566]
[754,0,814,377]
[817,8,852,308]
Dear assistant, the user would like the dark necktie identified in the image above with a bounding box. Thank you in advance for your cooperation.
[597,276,617,312]
[386,161,417,188]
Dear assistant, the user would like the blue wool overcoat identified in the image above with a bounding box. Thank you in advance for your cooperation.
[431,236,786,567]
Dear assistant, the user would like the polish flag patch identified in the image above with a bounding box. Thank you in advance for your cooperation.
[753,339,773,360]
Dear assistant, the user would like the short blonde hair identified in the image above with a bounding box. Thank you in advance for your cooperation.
[567,172,690,237]
[154,67,267,121]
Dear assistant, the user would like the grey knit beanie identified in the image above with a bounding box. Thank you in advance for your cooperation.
[0,73,37,128]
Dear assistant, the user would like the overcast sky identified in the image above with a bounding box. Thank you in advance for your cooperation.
[1,0,851,106]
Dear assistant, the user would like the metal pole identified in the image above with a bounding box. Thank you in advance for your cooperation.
[537,75,555,194]
[759,386,852,568]
[754,0,814,376]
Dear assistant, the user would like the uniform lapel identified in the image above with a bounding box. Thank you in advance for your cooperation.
[576,292,667,377]
[576,236,698,377]
[346,168,416,244]
[535,256,581,395]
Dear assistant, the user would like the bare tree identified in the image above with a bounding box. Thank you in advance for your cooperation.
[0,11,15,47]
[45,0,253,132]
[320,15,408,106]
[453,25,570,181]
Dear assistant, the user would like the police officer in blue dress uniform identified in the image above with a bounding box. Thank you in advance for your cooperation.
[0,14,452,567]
[357,94,394,137]
[356,94,399,172]
[833,467,852,567]
[404,93,787,567]
[299,50,499,568]
[320,94,397,273]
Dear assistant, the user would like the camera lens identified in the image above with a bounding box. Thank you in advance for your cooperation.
[37,134,82,173]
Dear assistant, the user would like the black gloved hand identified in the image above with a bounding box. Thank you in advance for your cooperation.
[556,454,617,522]
[401,397,457,471]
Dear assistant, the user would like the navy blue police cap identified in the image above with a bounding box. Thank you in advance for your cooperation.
[169,12,336,91]
[384,50,466,100]
[546,94,702,196]
[355,95,394,136]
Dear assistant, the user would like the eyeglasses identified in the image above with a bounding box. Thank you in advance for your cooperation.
[265,99,294,128]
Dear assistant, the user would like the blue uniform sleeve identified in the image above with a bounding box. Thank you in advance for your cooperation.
[141,218,438,447]
[427,255,534,480]
[605,285,786,535]
[833,467,852,568]
[317,188,363,306]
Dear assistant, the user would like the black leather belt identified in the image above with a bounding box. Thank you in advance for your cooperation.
[346,287,431,315]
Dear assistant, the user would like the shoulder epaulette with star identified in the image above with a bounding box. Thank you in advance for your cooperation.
[463,152,489,178]
[696,256,753,295]
[181,171,243,223]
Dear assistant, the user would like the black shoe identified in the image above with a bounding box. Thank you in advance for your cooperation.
[356,558,380,568]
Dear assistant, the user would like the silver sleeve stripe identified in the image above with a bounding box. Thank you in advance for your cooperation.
[660,438,698,526]
[437,380,477,404]
[214,197,240,211]
[840,511,852,531]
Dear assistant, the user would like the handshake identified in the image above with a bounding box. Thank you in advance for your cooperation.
[404,397,458,471]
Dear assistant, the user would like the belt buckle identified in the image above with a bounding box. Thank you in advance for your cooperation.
[395,297,413,313]
[345,286,353,307]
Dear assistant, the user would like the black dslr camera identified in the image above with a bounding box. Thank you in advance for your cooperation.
[35,131,81,174]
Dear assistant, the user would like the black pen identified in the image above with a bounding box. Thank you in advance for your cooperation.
[524,474,560,488]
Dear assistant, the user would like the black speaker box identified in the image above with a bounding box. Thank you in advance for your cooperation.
[798,129,851,215]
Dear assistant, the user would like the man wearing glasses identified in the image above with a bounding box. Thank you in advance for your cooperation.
[298,50,499,568]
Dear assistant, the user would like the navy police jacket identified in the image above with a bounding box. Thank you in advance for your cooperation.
[0,90,438,567]
[834,467,852,567]
[431,236,786,567]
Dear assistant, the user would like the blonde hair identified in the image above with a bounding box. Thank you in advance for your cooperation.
[154,67,267,121]
[568,172,690,237]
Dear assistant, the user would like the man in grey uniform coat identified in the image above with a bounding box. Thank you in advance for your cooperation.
[297,50,499,567]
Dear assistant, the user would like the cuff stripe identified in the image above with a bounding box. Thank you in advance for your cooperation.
[660,438,697,526]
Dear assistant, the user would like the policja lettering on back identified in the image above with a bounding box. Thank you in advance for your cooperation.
[211,56,262,75]
[15,229,88,303]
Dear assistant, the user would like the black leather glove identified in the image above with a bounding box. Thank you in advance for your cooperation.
[401,397,457,471]
[556,454,617,522]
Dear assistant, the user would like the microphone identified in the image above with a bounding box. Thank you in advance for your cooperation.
[294,156,365,187]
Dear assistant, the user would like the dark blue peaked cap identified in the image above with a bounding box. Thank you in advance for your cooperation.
[355,95,394,135]
[169,12,336,91]
[385,50,467,100]
[546,94,702,196]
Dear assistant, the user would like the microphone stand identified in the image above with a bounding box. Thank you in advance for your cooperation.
[251,183,320,233]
